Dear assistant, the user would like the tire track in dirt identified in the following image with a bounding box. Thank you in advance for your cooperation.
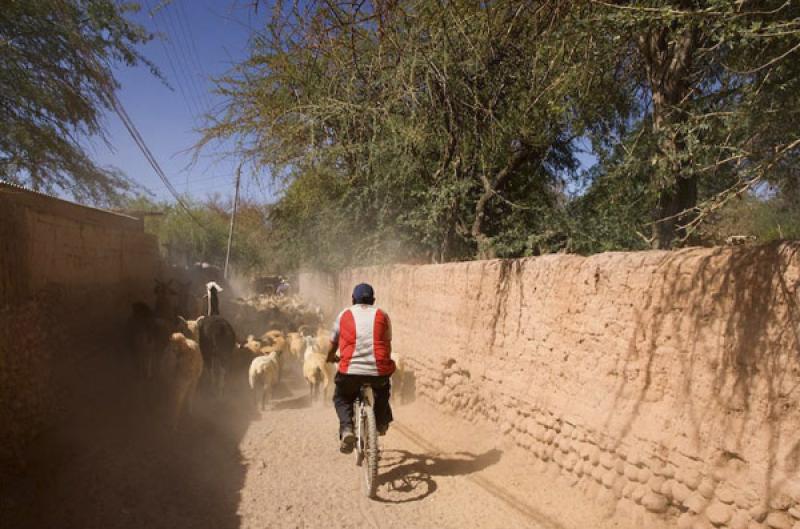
[3,356,563,529]
[391,422,567,529]
[237,370,550,529]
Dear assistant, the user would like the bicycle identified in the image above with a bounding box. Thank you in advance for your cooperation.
[353,384,380,498]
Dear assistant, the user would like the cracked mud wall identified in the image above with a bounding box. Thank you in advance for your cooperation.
[302,244,800,528]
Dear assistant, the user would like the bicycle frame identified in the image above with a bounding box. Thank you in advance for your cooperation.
[354,385,373,463]
[353,384,379,498]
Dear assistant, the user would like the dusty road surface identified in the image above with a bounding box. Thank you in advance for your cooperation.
[2,353,619,529]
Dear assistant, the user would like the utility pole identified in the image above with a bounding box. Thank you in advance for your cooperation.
[224,165,241,280]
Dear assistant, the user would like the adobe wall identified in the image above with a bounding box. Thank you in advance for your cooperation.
[0,183,161,475]
[297,269,339,321]
[302,244,800,528]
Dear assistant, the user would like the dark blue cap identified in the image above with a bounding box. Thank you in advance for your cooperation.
[352,283,375,304]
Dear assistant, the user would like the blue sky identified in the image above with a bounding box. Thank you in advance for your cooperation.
[87,0,272,203]
[93,0,598,205]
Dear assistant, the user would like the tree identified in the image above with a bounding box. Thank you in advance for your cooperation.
[202,0,800,265]
[0,0,152,204]
[120,195,275,276]
[591,0,800,248]
[201,0,630,264]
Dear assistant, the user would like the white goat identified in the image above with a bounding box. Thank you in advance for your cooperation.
[302,335,331,403]
[260,329,288,381]
[315,327,332,355]
[160,333,204,430]
[248,352,280,410]
[287,332,304,362]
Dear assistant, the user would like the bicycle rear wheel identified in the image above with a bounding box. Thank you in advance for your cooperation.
[360,402,379,498]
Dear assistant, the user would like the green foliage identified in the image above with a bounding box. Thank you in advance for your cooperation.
[590,0,800,246]
[703,192,800,244]
[0,0,152,204]
[200,0,800,266]
[5,0,797,264]
[564,166,653,255]
[203,1,630,266]
[121,196,274,276]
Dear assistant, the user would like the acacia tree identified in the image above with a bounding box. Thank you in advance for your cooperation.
[592,0,800,248]
[121,195,274,275]
[202,0,629,263]
[204,0,799,263]
[0,1,151,203]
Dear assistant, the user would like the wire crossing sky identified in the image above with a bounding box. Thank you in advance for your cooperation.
[90,0,597,206]
[85,0,270,203]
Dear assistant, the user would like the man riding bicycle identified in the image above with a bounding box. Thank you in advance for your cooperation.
[326,283,394,454]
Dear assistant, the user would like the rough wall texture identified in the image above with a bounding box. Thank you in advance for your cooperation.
[297,269,339,320]
[302,244,800,528]
[0,183,160,475]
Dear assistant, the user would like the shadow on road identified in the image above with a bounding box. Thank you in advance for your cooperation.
[374,448,502,503]
[1,348,257,529]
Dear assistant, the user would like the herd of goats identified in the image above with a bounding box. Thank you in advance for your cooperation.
[129,280,335,428]
[126,278,353,430]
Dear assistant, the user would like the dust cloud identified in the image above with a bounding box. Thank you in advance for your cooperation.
[1,280,668,529]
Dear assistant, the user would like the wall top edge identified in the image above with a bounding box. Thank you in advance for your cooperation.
[0,180,143,228]
[335,241,800,276]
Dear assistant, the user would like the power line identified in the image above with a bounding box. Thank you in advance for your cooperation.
[109,91,210,233]
[252,168,274,204]
[159,0,209,118]
[188,183,237,193]
[161,7,204,108]
[143,0,201,121]
[143,0,204,123]
[158,1,206,117]
[185,173,234,184]
[174,0,215,112]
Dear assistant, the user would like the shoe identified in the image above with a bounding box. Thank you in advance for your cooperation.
[377,423,389,436]
[339,428,355,454]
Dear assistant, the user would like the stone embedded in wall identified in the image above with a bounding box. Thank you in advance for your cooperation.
[307,242,800,529]
[642,492,670,514]
[728,510,750,529]
[765,511,794,529]
[705,501,733,526]
[771,493,794,511]
[751,504,770,523]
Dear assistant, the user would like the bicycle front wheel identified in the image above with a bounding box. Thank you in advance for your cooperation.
[361,402,379,498]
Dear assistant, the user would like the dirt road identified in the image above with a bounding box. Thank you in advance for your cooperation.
[2,354,615,529]
[236,389,546,529]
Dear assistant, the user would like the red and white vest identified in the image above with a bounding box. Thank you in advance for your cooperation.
[331,304,394,376]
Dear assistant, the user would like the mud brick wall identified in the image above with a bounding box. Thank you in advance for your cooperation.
[0,184,160,476]
[303,244,800,529]
[297,269,339,321]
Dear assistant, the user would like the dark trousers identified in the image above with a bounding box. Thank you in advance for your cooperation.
[333,372,393,434]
